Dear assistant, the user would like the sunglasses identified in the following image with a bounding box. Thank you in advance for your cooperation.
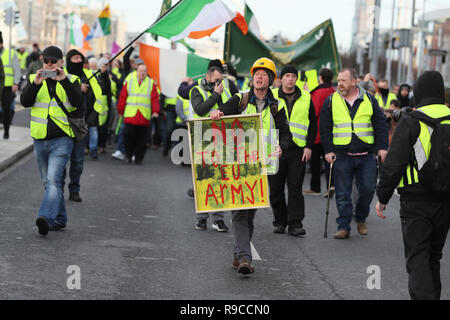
[44,58,58,65]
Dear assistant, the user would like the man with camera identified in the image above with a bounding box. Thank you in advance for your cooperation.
[20,46,84,236]
[320,68,388,239]
[376,71,450,300]
[189,65,232,233]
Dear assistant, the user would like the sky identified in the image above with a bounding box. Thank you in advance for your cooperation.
[73,0,449,51]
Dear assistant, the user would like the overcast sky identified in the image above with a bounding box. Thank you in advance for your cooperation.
[74,0,449,51]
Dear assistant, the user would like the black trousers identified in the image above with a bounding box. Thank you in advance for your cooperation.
[147,117,162,147]
[1,87,14,136]
[124,124,149,163]
[400,198,450,300]
[310,143,333,192]
[268,147,306,228]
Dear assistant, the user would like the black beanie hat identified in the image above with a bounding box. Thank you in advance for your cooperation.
[42,46,63,60]
[280,65,298,79]
[208,59,223,72]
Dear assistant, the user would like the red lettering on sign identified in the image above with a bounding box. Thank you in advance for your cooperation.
[220,165,229,181]
[205,184,218,206]
[211,121,226,145]
[196,151,207,168]
[260,178,264,202]
[231,184,244,205]
[232,165,241,180]
[245,181,257,204]
[219,184,228,204]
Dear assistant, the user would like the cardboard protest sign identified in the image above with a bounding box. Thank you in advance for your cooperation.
[188,114,270,213]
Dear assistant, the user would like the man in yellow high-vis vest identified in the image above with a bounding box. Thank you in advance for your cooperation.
[320,68,389,239]
[270,65,317,237]
[376,79,397,110]
[376,71,450,300]
[0,32,21,139]
[210,57,292,275]
[19,46,84,236]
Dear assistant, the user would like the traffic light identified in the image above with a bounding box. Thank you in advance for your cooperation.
[14,10,20,25]
[4,7,13,26]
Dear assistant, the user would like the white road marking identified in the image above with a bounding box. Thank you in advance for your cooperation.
[250,242,261,261]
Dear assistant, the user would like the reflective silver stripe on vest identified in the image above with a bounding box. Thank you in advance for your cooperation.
[5,73,14,77]
[353,123,373,128]
[292,132,306,141]
[198,85,209,99]
[333,132,352,138]
[413,124,433,170]
[289,122,308,131]
[34,102,72,109]
[126,102,151,108]
[333,122,352,128]
[31,116,48,125]
[356,131,374,137]
[51,116,69,123]
[223,79,231,100]
[129,93,149,97]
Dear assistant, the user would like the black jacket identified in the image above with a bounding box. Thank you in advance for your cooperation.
[376,71,448,204]
[178,78,239,100]
[20,76,84,140]
[277,86,317,150]
[218,88,292,154]
[320,86,389,155]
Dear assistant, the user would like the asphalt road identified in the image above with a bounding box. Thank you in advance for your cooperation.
[2,108,450,300]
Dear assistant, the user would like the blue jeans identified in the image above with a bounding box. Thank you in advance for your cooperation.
[334,153,377,231]
[89,126,98,154]
[33,136,74,228]
[62,139,85,193]
[116,123,125,153]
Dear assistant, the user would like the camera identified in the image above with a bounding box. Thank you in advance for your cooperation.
[392,107,413,122]
[41,70,57,78]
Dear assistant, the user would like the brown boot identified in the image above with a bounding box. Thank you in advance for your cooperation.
[334,229,350,239]
[232,259,239,270]
[357,222,368,236]
[237,259,254,274]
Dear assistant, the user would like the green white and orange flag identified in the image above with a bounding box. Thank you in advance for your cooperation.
[69,13,92,51]
[146,0,236,41]
[85,5,111,41]
[139,43,209,97]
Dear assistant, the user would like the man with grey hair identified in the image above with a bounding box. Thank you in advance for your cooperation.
[320,68,389,239]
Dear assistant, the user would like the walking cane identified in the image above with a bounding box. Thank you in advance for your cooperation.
[323,162,334,238]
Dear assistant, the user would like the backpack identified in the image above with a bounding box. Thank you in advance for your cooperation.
[409,111,450,195]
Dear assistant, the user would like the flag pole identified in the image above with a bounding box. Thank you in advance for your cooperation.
[88,0,183,80]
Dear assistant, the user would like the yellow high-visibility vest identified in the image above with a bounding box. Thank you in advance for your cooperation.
[376,92,397,110]
[175,95,190,124]
[124,72,153,120]
[272,87,310,147]
[2,49,16,87]
[331,91,375,145]
[28,73,80,139]
[188,79,232,118]
[398,104,450,188]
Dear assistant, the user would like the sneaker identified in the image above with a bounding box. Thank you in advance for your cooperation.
[212,220,229,232]
[36,217,50,236]
[195,219,207,230]
[187,188,194,198]
[303,189,321,196]
[131,155,135,162]
[112,150,126,161]
[273,225,286,234]
[288,226,306,237]
[50,223,66,231]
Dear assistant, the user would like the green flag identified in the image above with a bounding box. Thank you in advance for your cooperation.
[152,0,172,41]
[224,19,341,78]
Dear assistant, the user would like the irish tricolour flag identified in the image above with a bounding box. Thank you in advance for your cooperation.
[85,5,111,41]
[139,43,209,98]
[147,0,236,41]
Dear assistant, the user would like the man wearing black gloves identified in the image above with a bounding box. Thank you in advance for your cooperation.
[20,46,83,235]
[376,71,450,300]
[270,65,317,236]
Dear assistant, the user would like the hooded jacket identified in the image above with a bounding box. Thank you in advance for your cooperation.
[397,83,411,108]
[376,71,448,204]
